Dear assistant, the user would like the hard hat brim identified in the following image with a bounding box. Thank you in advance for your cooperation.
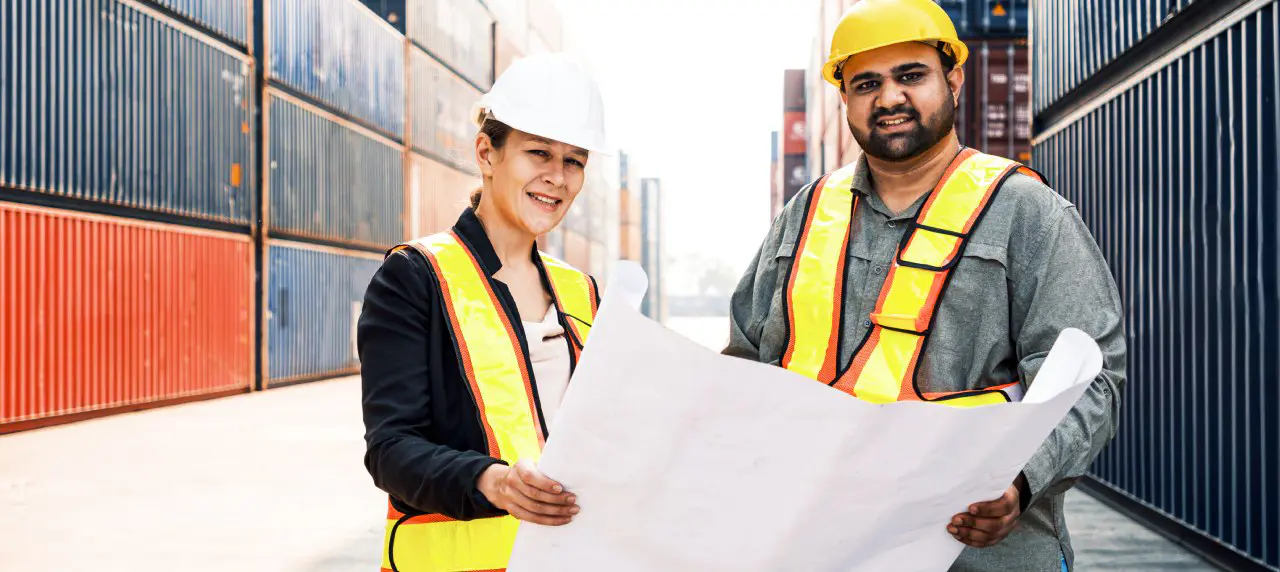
[471,103,614,156]
[822,37,969,88]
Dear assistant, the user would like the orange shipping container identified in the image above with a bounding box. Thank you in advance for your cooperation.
[1,203,254,432]
[406,152,480,238]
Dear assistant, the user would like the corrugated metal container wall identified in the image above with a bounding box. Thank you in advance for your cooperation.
[266,241,382,384]
[1032,0,1202,114]
[408,48,482,174]
[406,0,493,90]
[144,0,251,47]
[0,202,253,428]
[1,0,255,224]
[1032,3,1279,568]
[266,91,404,247]
[405,151,476,238]
[266,0,406,138]
[956,40,1032,163]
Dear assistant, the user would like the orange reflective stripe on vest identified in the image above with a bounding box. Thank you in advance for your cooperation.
[784,149,1039,408]
[381,231,597,572]
[781,161,861,383]
[541,253,598,362]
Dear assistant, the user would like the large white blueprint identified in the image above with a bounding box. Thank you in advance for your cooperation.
[509,262,1101,571]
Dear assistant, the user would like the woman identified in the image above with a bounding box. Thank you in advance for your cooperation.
[358,53,609,572]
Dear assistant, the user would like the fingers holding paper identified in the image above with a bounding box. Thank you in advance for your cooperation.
[948,477,1023,548]
[477,459,580,526]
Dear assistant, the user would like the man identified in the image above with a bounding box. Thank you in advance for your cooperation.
[724,0,1126,570]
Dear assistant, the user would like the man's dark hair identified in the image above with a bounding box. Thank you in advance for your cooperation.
[937,46,958,73]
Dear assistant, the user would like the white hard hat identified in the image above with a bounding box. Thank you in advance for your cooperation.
[471,52,611,155]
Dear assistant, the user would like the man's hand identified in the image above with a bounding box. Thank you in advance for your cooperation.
[476,459,579,526]
[948,474,1026,548]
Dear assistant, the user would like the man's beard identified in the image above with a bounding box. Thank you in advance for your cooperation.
[850,95,956,161]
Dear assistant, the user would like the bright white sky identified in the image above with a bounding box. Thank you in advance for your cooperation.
[552,0,822,294]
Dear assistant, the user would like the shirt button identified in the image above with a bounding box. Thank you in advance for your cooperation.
[873,265,884,275]
[887,221,897,228]
[863,319,872,328]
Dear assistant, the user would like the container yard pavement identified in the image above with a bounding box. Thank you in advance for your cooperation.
[0,367,1213,571]
[0,379,384,572]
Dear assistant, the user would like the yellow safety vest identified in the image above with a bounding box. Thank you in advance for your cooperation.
[783,148,1044,407]
[380,231,598,572]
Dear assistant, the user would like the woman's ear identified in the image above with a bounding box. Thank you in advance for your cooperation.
[476,133,498,177]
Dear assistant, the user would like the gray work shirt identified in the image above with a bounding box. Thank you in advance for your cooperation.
[725,154,1127,572]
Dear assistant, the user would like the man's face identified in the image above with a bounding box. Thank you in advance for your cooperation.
[840,42,962,161]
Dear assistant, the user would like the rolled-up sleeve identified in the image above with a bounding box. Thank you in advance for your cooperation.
[1010,205,1127,506]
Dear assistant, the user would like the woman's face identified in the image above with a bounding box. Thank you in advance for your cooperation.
[477,128,589,237]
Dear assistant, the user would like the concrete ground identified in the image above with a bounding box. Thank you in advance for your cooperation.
[0,317,1214,571]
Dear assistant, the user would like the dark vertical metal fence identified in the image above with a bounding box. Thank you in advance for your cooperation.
[1032,1,1279,568]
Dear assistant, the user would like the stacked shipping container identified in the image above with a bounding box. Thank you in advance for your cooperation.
[0,0,256,225]
[1,0,260,430]
[1031,0,1279,569]
[776,70,808,219]
[259,0,402,387]
[2,0,641,431]
[948,0,1032,162]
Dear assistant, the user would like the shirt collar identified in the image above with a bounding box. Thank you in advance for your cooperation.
[849,155,932,222]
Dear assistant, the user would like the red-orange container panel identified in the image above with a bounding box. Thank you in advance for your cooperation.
[0,202,253,427]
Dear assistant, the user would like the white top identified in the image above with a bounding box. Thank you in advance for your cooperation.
[523,306,571,428]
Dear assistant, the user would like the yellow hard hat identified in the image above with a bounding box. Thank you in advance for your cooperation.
[821,0,970,88]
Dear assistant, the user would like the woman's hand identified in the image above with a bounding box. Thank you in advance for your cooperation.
[476,459,579,526]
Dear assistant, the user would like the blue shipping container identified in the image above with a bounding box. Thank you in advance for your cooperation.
[967,0,1028,37]
[406,0,493,91]
[267,241,382,384]
[935,0,973,36]
[144,0,250,47]
[1032,0,1204,114]
[266,90,404,247]
[408,47,481,174]
[266,0,406,138]
[932,0,1029,39]
[1032,2,1279,567]
[0,0,255,224]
